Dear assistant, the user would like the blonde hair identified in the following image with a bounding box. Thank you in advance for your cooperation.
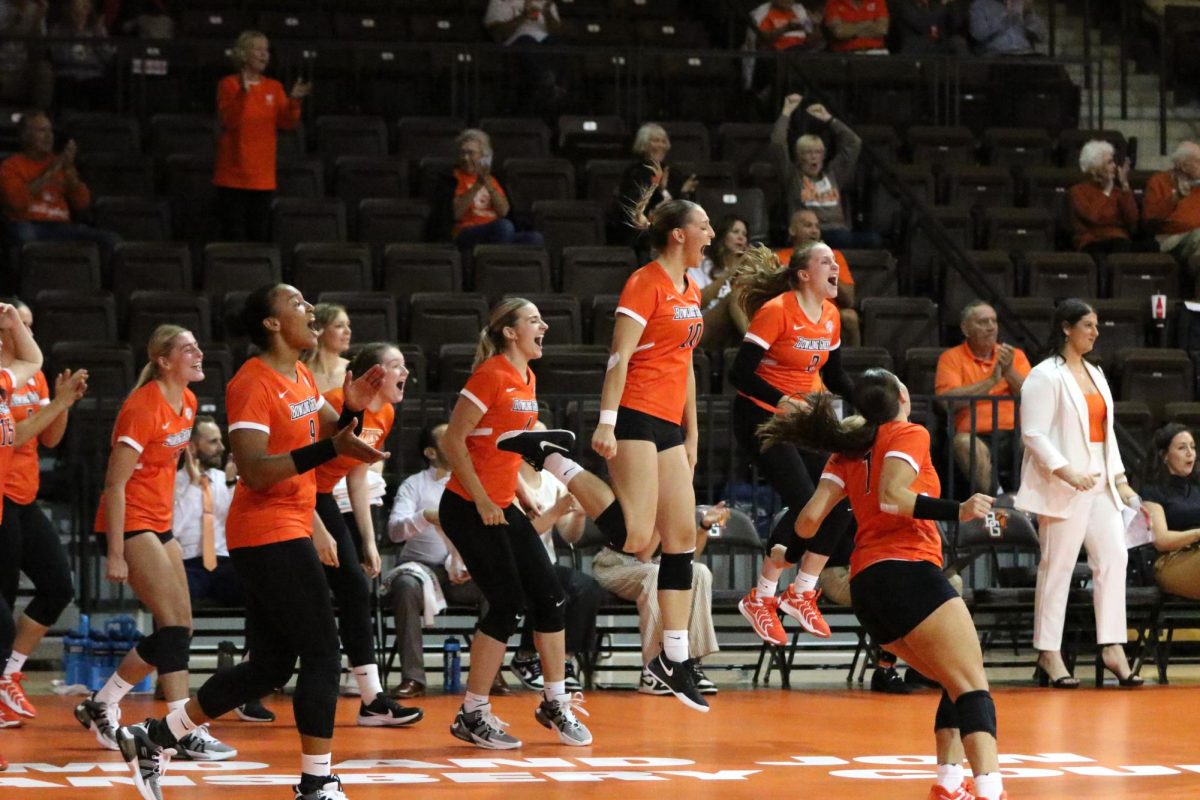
[795,134,825,155]
[230,30,267,69]
[134,324,189,391]
[632,123,669,157]
[735,241,826,319]
[473,298,531,370]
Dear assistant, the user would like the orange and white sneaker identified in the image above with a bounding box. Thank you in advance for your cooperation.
[779,586,831,638]
[0,702,23,729]
[738,589,787,646]
[928,782,975,800]
[0,672,36,718]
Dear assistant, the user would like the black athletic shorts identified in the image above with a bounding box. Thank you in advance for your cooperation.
[613,405,684,451]
[93,529,175,550]
[850,559,959,645]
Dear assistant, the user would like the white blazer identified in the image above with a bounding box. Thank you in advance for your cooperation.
[1013,356,1127,519]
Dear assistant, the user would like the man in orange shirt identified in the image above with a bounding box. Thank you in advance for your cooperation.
[1143,140,1200,286]
[776,208,861,345]
[824,0,890,53]
[0,110,118,251]
[935,299,1031,493]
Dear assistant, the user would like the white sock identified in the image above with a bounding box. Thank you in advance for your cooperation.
[936,763,964,790]
[167,698,188,714]
[463,691,489,713]
[300,752,332,780]
[973,772,1004,800]
[165,704,198,741]
[352,663,384,701]
[95,673,134,705]
[543,680,565,702]
[792,571,819,594]
[662,630,689,663]
[756,577,778,597]
[543,453,584,485]
[4,650,28,676]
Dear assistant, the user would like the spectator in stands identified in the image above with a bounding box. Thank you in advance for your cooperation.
[382,422,492,699]
[174,415,239,606]
[686,214,750,351]
[612,123,698,251]
[824,0,890,53]
[771,93,880,251]
[0,0,53,108]
[1144,141,1200,287]
[304,302,350,395]
[968,0,1046,56]
[751,0,819,52]
[776,208,861,346]
[103,0,177,39]
[590,506,723,696]
[49,0,114,110]
[935,300,1030,494]
[1141,423,1200,600]
[447,128,544,252]
[1070,139,1139,259]
[0,110,119,251]
[213,30,309,242]
[484,0,564,115]
[891,0,969,54]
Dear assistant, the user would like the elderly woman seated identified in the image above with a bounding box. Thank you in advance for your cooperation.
[444,128,544,251]
[1068,139,1139,260]
[1140,423,1200,600]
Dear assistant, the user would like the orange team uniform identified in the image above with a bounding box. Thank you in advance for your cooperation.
[213,75,302,191]
[822,421,943,577]
[315,388,394,494]
[94,382,198,534]
[742,294,842,413]
[225,359,325,547]
[0,370,19,523]
[5,371,50,505]
[774,246,856,286]
[615,262,704,424]
[452,169,508,235]
[447,355,539,507]
[0,153,91,222]
[934,342,1031,434]
[824,0,889,52]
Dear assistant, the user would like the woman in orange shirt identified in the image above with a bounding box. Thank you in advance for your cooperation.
[74,325,237,763]
[115,284,388,800]
[213,30,309,242]
[448,128,543,251]
[759,370,1006,800]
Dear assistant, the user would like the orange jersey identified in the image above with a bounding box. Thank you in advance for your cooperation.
[774,247,855,285]
[821,421,943,577]
[315,388,394,494]
[0,370,18,523]
[225,359,325,548]
[742,293,841,413]
[94,382,197,534]
[213,74,301,191]
[447,355,539,507]
[5,371,50,504]
[615,262,704,424]
[452,169,509,234]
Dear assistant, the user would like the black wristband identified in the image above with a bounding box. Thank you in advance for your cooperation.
[337,404,364,433]
[912,494,961,521]
[291,439,338,474]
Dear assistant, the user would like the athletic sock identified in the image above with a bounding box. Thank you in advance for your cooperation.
[663,630,688,663]
[463,691,489,714]
[165,704,198,741]
[792,571,819,594]
[95,673,134,706]
[973,772,1004,800]
[352,663,384,701]
[936,763,964,791]
[756,577,778,598]
[300,752,333,783]
[3,651,28,677]
[543,453,584,485]
[167,698,188,714]
[543,680,565,702]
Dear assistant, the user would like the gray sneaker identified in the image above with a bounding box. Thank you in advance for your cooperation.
[73,693,121,750]
[449,703,522,750]
[535,692,593,746]
[116,720,175,800]
[176,723,238,761]
[293,775,349,800]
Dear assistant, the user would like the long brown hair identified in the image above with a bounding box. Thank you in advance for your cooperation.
[757,369,902,458]
[473,298,531,370]
[734,240,825,319]
[134,324,189,392]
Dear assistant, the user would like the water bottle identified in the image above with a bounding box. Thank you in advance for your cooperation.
[442,637,462,693]
[88,630,110,691]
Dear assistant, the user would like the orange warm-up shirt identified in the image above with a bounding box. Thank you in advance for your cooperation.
[94,382,197,534]
[615,262,704,425]
[824,0,889,52]
[446,355,539,507]
[1069,181,1138,249]
[315,388,394,495]
[934,341,1031,434]
[1143,171,1200,236]
[742,293,841,413]
[821,420,943,577]
[0,153,91,222]
[775,246,856,286]
[213,74,301,191]
[5,371,50,505]
[225,358,325,548]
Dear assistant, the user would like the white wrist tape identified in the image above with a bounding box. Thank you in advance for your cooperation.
[599,409,618,426]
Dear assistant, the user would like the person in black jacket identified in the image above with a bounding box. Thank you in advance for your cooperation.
[609,123,697,254]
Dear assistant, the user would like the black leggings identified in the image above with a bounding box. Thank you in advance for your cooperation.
[215,186,272,242]
[196,537,340,739]
[438,490,565,643]
[314,492,375,669]
[733,394,846,563]
[0,497,74,630]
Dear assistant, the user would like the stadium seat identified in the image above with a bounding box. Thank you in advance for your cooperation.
[942,164,1015,210]
[865,163,935,237]
[1089,298,1147,370]
[1024,252,1098,300]
[49,341,133,407]
[359,48,433,119]
[202,243,283,303]
[531,345,610,395]
[192,343,234,414]
[532,200,605,267]
[839,249,898,302]
[696,187,767,242]
[983,127,1055,168]
[588,294,619,346]
[126,291,212,355]
[331,156,405,212]
[982,207,1056,254]
[1058,129,1126,170]
[178,8,252,38]
[634,19,707,47]
[838,346,896,383]
[940,250,1016,326]
[907,206,973,285]
[501,158,576,221]
[848,57,921,127]
[111,243,193,308]
[861,297,938,365]
[506,293,582,346]
[256,10,329,40]
[20,242,101,300]
[436,343,477,391]
[479,117,552,160]
[1164,401,1200,427]
[333,11,401,40]
[1118,348,1195,423]
[671,160,737,195]
[659,120,712,163]
[396,116,464,169]
[407,292,488,353]
[903,347,946,395]
[408,13,482,43]
[275,160,325,198]
[61,112,141,155]
[556,116,627,163]
[150,113,217,160]
[270,198,348,254]
[583,158,629,208]
[78,154,155,198]
[357,198,431,254]
[381,244,462,303]
[34,292,117,353]
[908,126,977,166]
[315,115,390,166]
[1106,253,1179,304]
[318,292,398,343]
[92,196,172,242]
[717,123,773,183]
[165,154,218,241]
[561,246,637,305]
[471,245,552,299]
[997,296,1054,348]
[292,243,373,297]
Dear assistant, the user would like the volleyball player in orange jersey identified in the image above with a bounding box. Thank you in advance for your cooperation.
[115,284,388,800]
[730,242,856,646]
[759,369,1007,800]
[73,325,238,762]
[0,298,87,723]
[312,342,422,727]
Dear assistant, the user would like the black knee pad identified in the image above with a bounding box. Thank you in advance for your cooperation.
[479,605,522,643]
[530,593,566,634]
[955,689,997,739]
[152,626,192,675]
[595,500,627,552]
[657,551,693,591]
[934,689,959,732]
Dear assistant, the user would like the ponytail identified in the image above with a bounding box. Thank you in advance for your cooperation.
[472,298,531,370]
[756,369,902,459]
[734,240,826,319]
[133,324,188,393]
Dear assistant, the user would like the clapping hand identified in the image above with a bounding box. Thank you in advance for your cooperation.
[290,78,312,99]
[54,368,88,408]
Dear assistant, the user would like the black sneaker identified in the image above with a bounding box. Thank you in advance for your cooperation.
[510,652,544,691]
[563,661,583,692]
[496,429,575,471]
[870,666,912,694]
[74,693,121,751]
[689,660,718,695]
[116,719,176,800]
[235,699,276,722]
[357,692,423,727]
[637,666,671,696]
[645,654,709,712]
[294,774,348,800]
[904,665,941,689]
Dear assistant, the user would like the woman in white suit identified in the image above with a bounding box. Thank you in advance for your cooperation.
[1015,298,1144,688]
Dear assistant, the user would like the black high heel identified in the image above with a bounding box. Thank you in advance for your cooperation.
[1100,663,1145,687]
[1033,665,1080,689]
